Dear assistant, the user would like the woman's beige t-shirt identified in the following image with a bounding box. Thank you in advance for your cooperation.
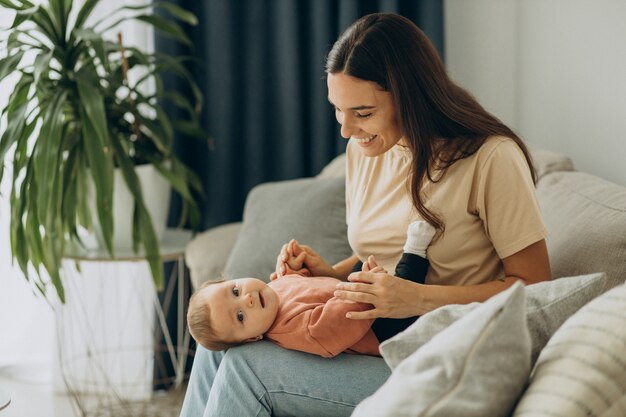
[345,136,548,286]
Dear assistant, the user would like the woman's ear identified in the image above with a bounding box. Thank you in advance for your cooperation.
[244,335,263,343]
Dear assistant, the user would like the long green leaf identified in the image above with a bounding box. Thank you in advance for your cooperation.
[31,5,62,45]
[61,140,79,238]
[80,107,114,255]
[139,204,163,290]
[73,0,98,30]
[162,90,195,116]
[32,90,66,228]
[49,0,70,43]
[75,69,109,148]
[109,133,163,289]
[101,2,197,25]
[10,178,29,275]
[134,15,191,46]
[5,29,50,53]
[175,159,203,194]
[26,160,45,272]
[156,2,197,25]
[170,159,202,230]
[132,114,168,153]
[90,2,197,32]
[33,48,53,85]
[10,6,38,28]
[0,73,31,171]
[0,0,31,11]
[76,65,116,253]
[152,159,192,201]
[73,28,109,72]
[154,53,203,112]
[131,203,140,253]
[0,51,24,80]
[172,119,209,140]
[74,149,92,232]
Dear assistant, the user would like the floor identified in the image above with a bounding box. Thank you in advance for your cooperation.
[0,365,186,417]
[0,367,76,417]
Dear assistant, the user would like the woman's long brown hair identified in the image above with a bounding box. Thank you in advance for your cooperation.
[325,13,536,235]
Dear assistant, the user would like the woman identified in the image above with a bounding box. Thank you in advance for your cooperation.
[180,13,551,417]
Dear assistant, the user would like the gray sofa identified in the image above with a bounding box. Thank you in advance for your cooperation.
[184,146,626,416]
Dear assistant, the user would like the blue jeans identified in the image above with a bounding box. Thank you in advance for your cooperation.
[179,341,391,417]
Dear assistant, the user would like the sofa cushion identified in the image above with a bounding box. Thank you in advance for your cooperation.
[223,176,352,280]
[184,222,242,289]
[513,282,626,417]
[528,145,575,179]
[380,272,614,369]
[537,171,626,287]
[316,153,346,179]
[353,283,531,417]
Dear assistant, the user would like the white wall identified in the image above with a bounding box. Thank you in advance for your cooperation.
[445,0,626,186]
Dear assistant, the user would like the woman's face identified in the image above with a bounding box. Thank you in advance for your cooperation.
[327,72,405,157]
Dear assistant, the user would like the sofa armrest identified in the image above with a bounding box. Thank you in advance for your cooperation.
[184,222,242,290]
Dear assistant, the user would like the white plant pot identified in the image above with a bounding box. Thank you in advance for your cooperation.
[89,164,171,250]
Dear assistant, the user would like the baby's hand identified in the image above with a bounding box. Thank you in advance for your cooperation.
[362,255,388,274]
[283,240,311,277]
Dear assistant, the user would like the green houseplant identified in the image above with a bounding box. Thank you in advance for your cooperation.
[0,0,206,302]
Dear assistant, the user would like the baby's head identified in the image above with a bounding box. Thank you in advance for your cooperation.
[187,277,280,351]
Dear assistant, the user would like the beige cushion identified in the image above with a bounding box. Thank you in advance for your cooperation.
[184,222,242,289]
[537,171,626,287]
[353,283,531,417]
[513,282,626,417]
[316,153,346,179]
[528,145,575,179]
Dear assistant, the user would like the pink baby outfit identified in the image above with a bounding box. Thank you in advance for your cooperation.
[266,274,380,358]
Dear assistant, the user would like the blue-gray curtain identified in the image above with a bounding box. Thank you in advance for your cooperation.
[159,0,444,230]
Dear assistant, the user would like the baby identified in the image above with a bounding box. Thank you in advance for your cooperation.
[187,221,435,357]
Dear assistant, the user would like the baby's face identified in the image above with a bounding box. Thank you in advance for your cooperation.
[200,278,279,343]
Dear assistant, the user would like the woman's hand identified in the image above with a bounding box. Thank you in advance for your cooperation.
[334,271,427,319]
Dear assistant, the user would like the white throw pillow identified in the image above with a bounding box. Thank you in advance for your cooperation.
[512,282,626,417]
[381,272,611,370]
[352,283,531,417]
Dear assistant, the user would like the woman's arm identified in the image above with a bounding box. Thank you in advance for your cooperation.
[334,239,551,319]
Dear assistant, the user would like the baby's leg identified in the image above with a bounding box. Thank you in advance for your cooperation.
[372,221,436,343]
[394,221,436,284]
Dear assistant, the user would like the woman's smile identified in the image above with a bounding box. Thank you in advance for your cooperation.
[352,134,377,144]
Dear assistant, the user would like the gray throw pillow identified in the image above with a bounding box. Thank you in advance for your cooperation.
[353,283,531,417]
[223,176,352,281]
[381,272,614,369]
[537,171,626,287]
